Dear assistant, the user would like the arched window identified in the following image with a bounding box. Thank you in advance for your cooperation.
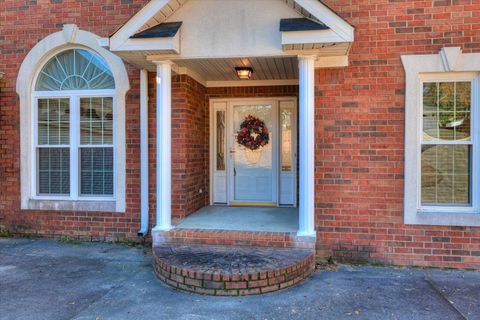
[34,49,115,198]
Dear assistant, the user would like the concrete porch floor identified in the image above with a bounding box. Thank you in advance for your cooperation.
[175,206,299,232]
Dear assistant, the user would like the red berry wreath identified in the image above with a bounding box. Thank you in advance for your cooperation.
[236,115,269,151]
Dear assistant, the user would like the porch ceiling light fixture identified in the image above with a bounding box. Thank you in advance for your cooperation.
[235,67,253,80]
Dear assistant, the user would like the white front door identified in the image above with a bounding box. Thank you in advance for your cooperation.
[210,98,297,206]
[229,102,277,204]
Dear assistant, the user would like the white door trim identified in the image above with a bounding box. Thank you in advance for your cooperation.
[209,97,297,207]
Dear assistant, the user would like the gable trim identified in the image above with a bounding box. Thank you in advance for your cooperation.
[110,0,354,53]
[110,0,173,51]
[294,0,353,42]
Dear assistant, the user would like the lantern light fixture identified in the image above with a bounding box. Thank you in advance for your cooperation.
[235,67,253,80]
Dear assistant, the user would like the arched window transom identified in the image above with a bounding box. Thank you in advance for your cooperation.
[35,49,115,91]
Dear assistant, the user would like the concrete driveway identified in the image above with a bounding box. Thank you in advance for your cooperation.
[1,238,479,320]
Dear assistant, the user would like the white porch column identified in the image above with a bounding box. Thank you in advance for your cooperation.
[298,55,316,237]
[153,61,173,231]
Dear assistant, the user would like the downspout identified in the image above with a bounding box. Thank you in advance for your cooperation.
[138,69,149,237]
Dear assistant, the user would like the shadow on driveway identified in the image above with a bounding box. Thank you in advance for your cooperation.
[1,238,478,320]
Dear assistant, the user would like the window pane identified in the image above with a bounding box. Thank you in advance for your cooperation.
[423,82,471,141]
[216,111,225,171]
[421,145,470,205]
[80,97,113,145]
[80,147,114,196]
[38,98,70,145]
[35,49,115,91]
[281,107,293,172]
[37,148,70,195]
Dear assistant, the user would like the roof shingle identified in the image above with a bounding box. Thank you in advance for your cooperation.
[279,18,329,32]
[131,22,182,39]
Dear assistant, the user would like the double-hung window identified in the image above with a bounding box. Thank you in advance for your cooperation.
[420,77,475,209]
[33,49,115,200]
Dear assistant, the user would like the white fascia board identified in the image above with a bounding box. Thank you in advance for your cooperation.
[315,55,348,68]
[112,34,180,53]
[281,29,346,46]
[110,0,171,51]
[294,0,354,42]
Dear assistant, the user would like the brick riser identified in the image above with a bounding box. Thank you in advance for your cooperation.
[152,228,317,250]
[153,247,315,296]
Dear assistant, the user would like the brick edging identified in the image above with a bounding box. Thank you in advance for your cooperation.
[153,249,315,296]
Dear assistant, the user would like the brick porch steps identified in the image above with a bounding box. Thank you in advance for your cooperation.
[153,244,315,296]
[154,228,316,249]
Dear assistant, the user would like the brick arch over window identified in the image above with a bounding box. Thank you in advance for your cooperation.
[17,24,129,212]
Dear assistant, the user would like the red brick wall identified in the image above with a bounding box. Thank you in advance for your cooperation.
[171,75,209,220]
[0,0,149,240]
[0,0,479,269]
[315,0,480,268]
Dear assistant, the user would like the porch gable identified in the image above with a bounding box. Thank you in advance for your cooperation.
[107,0,354,70]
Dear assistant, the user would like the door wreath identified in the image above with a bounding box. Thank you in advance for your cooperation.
[236,115,269,150]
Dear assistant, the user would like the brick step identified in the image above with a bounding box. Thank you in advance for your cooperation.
[153,228,316,250]
[153,244,315,296]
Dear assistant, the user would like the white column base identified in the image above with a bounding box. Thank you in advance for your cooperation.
[151,227,171,247]
[152,225,173,232]
[296,230,317,238]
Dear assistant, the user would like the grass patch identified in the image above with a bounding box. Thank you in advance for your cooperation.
[116,238,139,247]
[316,256,338,271]
[58,235,82,245]
[0,228,11,238]
[115,238,147,247]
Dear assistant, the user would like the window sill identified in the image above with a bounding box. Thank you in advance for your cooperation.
[405,211,480,227]
[25,199,118,212]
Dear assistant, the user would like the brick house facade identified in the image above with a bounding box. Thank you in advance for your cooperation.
[0,0,479,270]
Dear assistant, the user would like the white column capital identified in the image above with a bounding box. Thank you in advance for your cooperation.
[152,60,174,66]
[298,55,318,62]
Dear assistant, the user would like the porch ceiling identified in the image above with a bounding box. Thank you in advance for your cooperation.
[174,56,298,81]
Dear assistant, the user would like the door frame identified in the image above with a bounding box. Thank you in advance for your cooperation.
[209,97,297,207]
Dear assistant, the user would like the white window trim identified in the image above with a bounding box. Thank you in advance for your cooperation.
[17,25,129,212]
[32,90,116,202]
[402,47,480,226]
